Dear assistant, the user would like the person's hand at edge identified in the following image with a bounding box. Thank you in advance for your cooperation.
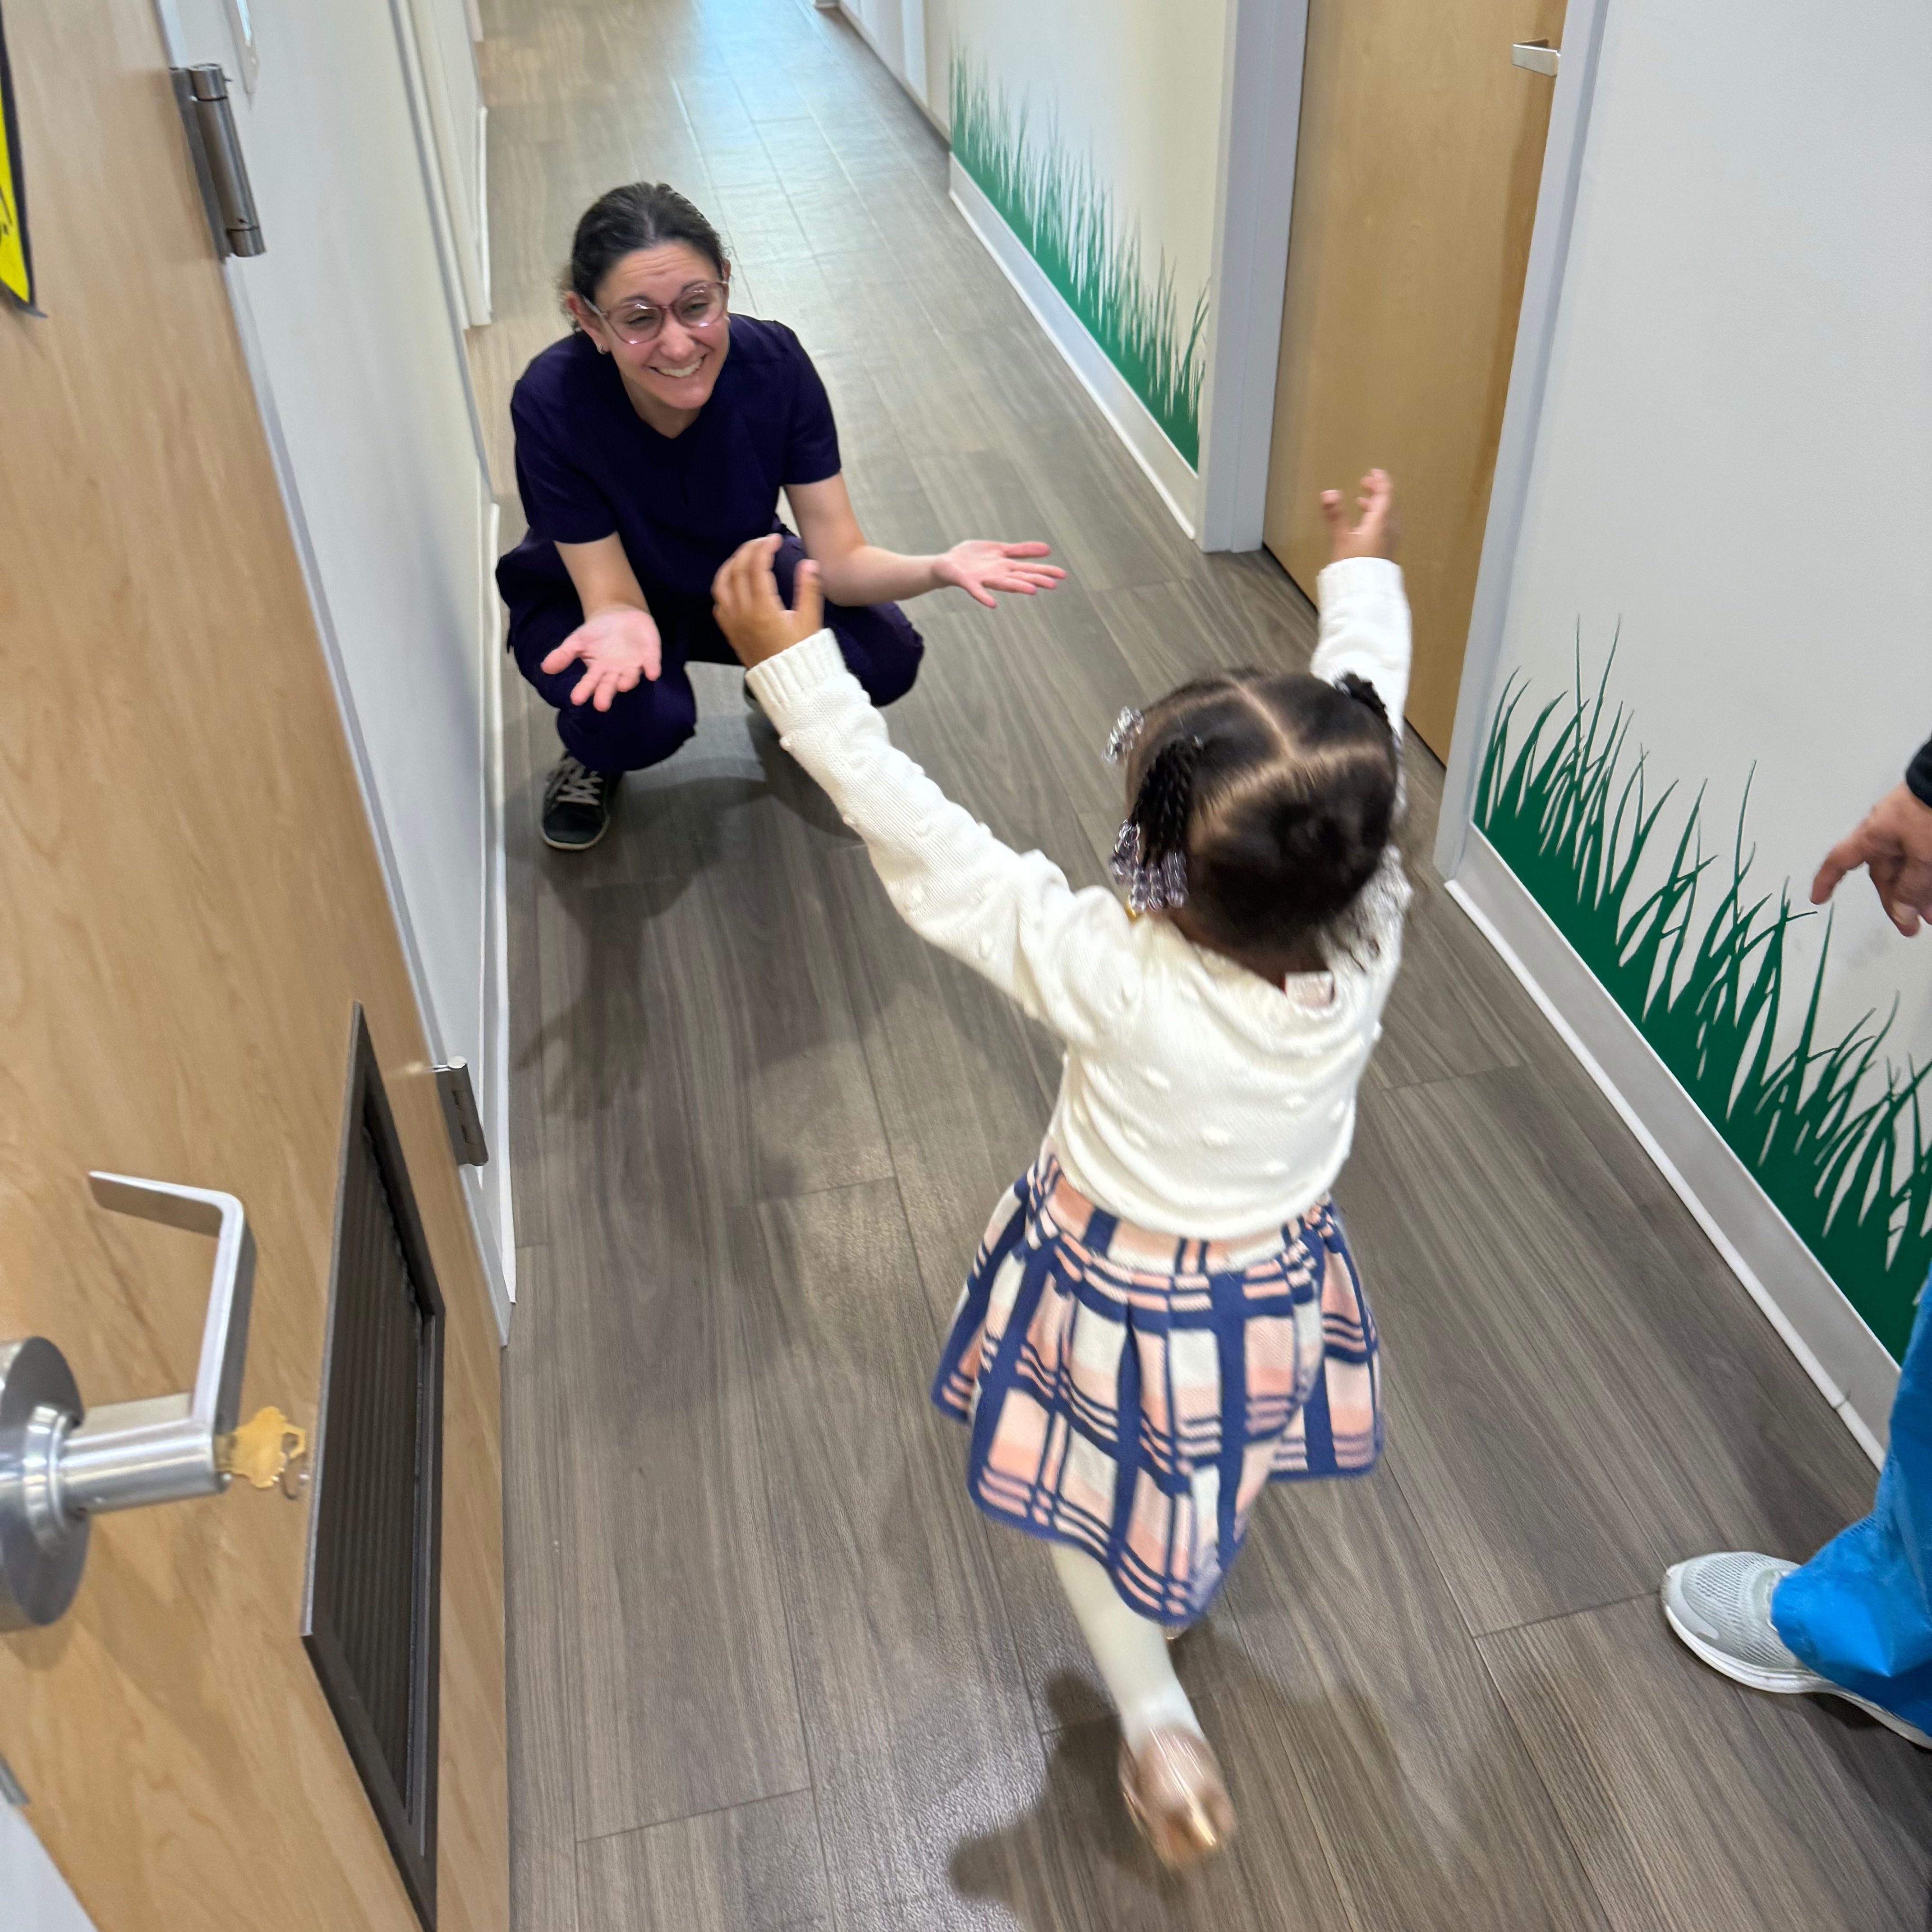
[713,534,824,669]
[539,604,662,710]
[933,539,1066,609]
[1321,469,1401,564]
[1813,781,1932,937]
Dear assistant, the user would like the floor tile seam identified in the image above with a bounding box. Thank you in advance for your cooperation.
[1468,1586,1658,1647]
[738,1159,905,1215]
[880,1162,1061,1740]
[1365,1456,1509,1655]
[1373,1445,1660,1651]
[732,1199,857,1927]
[1366,1053,1526,1100]
[570,1781,819,1852]
[1199,1674,1377,1932]
[1464,1607,1622,1932]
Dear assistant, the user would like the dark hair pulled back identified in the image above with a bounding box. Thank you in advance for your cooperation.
[563,182,727,308]
[1123,668,1400,964]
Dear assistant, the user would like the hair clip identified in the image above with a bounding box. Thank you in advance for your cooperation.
[1104,706,1145,766]
[1332,672,1390,729]
[1110,821,1189,914]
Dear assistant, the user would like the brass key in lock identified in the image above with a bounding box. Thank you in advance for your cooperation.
[216,1406,308,1497]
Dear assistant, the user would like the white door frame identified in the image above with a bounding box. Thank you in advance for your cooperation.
[1435,0,1611,879]
[1195,0,1308,553]
[1191,0,1613,764]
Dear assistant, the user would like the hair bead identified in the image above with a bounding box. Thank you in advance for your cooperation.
[1112,735,1203,912]
[1333,672,1390,731]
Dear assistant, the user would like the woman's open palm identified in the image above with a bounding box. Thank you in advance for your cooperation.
[937,539,1066,609]
[540,605,663,710]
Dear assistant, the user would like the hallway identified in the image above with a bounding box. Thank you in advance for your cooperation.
[474,1,1932,1925]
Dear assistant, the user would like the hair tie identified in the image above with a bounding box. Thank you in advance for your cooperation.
[1104,706,1145,766]
[1334,672,1390,730]
[1113,735,1202,912]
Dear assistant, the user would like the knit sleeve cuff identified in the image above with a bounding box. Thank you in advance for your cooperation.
[1907,737,1932,808]
[744,628,848,729]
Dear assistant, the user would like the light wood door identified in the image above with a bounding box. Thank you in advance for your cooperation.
[1264,0,1565,757]
[0,6,506,1930]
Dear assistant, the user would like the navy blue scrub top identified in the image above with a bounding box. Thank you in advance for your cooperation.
[495,316,842,636]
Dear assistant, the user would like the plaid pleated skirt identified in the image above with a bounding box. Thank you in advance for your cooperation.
[933,1153,1382,1625]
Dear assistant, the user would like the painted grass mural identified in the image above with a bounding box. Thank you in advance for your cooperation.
[1477,640,1932,1359]
[950,52,1207,467]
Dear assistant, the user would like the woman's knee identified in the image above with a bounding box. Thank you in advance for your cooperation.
[512,623,699,771]
[837,606,925,708]
[556,678,698,773]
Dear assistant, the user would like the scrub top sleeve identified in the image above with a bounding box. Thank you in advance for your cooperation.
[780,333,842,488]
[510,386,619,545]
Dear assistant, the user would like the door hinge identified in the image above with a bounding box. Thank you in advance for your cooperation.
[169,64,265,258]
[435,1060,491,1167]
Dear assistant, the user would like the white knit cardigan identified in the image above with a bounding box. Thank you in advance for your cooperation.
[746,557,1413,1236]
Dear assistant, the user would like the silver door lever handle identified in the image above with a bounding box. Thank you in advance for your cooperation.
[1512,41,1560,76]
[0,1173,257,1629]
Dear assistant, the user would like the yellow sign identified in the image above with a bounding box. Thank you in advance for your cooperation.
[0,4,32,308]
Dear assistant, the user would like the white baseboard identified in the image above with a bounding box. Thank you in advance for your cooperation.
[1448,830,1899,1467]
[474,489,514,1339]
[474,101,492,324]
[831,2,947,141]
[948,160,1199,540]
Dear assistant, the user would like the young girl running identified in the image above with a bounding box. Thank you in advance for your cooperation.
[714,473,1410,1872]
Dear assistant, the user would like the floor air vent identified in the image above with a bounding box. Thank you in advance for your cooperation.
[304,1007,446,1928]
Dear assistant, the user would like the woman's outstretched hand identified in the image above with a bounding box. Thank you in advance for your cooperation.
[713,534,824,668]
[935,539,1066,609]
[539,604,662,710]
[1321,469,1400,564]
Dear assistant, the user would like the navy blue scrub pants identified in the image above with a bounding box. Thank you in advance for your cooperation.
[1772,1266,1932,1734]
[511,532,924,774]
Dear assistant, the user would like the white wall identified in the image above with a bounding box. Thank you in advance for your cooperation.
[1460,0,1932,1366]
[400,0,491,324]
[159,0,511,1325]
[0,1799,96,1932]
[943,0,1225,476]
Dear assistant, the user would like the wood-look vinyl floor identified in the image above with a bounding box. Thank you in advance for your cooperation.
[474,2,1932,1924]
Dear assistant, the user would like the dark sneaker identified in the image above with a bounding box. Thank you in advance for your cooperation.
[540,755,617,851]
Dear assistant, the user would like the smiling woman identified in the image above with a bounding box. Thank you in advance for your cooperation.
[496,181,1065,851]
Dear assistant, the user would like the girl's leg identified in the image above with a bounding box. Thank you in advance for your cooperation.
[1049,1542,1236,1870]
[1049,1542,1199,1749]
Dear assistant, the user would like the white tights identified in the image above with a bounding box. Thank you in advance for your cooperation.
[1049,1541,1201,1750]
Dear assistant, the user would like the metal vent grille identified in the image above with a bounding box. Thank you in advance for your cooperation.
[304,1009,445,1929]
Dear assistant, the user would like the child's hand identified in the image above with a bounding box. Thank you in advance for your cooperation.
[712,535,825,668]
[1321,469,1400,563]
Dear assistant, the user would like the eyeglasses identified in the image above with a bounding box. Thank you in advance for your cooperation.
[588,281,729,346]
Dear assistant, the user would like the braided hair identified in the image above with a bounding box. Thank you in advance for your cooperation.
[1118,667,1400,962]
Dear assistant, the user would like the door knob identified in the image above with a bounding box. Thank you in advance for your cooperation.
[0,1173,283,1629]
[1511,40,1560,75]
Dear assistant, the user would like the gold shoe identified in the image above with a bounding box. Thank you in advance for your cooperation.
[1118,1727,1236,1872]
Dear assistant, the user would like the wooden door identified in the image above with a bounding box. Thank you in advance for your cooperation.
[1264,0,1565,756]
[0,6,506,1931]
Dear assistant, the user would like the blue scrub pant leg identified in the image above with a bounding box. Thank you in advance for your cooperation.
[509,534,924,775]
[1771,1268,1932,1734]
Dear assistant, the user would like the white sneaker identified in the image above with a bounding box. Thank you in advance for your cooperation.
[1662,1550,1932,1748]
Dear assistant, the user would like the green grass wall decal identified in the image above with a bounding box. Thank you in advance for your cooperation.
[950,51,1207,468]
[1477,640,1932,1360]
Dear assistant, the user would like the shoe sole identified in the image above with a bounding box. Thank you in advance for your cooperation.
[1661,1574,1932,1748]
[540,819,612,852]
